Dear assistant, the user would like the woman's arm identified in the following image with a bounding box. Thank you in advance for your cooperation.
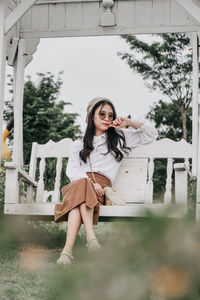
[110,117,158,147]
[66,139,88,182]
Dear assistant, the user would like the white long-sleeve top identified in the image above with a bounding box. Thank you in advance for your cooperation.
[66,121,158,185]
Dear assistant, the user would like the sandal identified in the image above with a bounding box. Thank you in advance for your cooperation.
[86,238,102,252]
[57,251,74,264]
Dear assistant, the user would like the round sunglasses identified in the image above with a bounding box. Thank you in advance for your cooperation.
[98,111,114,121]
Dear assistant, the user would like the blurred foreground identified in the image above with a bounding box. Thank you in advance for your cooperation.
[0,212,200,300]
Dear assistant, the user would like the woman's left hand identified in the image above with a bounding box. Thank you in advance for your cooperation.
[109,117,130,129]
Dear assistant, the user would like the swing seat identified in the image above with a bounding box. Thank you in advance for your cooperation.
[4,138,192,221]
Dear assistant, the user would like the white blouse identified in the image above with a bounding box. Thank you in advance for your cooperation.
[66,121,158,184]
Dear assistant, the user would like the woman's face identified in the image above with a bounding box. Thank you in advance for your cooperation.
[93,103,114,135]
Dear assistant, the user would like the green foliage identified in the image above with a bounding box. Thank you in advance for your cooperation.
[4,72,82,165]
[147,99,192,143]
[4,72,82,194]
[146,100,192,198]
[118,33,193,140]
[119,33,194,198]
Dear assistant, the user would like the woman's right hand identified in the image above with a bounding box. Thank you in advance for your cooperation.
[93,182,104,197]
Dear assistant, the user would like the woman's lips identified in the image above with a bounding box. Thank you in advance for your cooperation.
[102,123,109,126]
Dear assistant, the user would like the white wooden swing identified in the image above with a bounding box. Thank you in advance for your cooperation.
[4,137,192,221]
[0,0,200,221]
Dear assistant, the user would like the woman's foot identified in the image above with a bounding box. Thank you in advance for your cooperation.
[57,251,74,264]
[86,238,102,252]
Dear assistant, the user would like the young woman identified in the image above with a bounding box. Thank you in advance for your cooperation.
[54,97,158,264]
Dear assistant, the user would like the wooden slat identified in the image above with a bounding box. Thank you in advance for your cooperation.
[127,138,192,159]
[134,0,152,25]
[7,37,18,66]
[192,33,199,176]
[32,4,49,30]
[152,0,170,25]
[66,2,83,28]
[164,158,173,204]
[36,158,45,202]
[117,0,134,27]
[146,157,154,204]
[4,203,188,219]
[36,138,73,158]
[20,7,32,29]
[82,1,99,27]
[52,157,62,202]
[113,158,148,203]
[49,3,66,29]
[12,39,25,167]
[4,162,38,186]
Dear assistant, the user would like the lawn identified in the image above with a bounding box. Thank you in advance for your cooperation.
[1,214,200,300]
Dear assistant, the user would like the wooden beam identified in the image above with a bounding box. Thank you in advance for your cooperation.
[13,39,25,167]
[192,32,199,176]
[0,1,6,163]
[197,102,200,213]
[7,37,19,66]
[176,0,200,24]
[5,0,38,35]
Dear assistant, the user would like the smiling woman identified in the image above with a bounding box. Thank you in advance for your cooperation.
[54,96,158,265]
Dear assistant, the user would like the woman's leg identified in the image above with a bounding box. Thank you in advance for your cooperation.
[62,206,82,255]
[79,202,96,243]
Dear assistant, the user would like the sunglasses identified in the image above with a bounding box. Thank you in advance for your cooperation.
[98,111,114,121]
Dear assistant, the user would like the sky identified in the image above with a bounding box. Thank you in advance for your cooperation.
[5,35,167,133]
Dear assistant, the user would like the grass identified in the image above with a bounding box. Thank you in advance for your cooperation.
[0,218,114,300]
[1,212,200,300]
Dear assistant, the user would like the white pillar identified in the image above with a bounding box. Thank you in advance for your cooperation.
[192,32,199,176]
[12,39,25,167]
[194,33,200,222]
[197,103,200,192]
[0,1,6,163]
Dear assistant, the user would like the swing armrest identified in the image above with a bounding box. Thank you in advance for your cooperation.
[4,162,38,187]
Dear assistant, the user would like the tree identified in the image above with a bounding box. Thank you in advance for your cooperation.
[4,72,82,192]
[145,100,192,198]
[118,33,192,141]
[4,72,82,164]
[147,99,192,143]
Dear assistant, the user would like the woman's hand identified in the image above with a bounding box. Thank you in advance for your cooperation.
[93,183,105,197]
[109,117,130,129]
[109,117,143,129]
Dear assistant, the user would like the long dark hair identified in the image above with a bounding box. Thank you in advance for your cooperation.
[79,100,130,163]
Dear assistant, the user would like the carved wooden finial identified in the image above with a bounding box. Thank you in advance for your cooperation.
[100,0,115,27]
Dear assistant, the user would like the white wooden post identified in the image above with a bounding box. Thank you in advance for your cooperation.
[0,1,6,162]
[193,33,200,222]
[174,163,187,204]
[192,32,199,176]
[197,102,200,221]
[36,158,45,202]
[12,39,25,167]
[26,142,37,203]
[52,157,62,203]
[164,158,173,204]
[146,157,154,204]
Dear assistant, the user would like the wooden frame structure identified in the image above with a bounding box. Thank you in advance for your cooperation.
[1,0,200,219]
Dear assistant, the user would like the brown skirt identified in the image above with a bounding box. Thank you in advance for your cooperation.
[54,172,112,225]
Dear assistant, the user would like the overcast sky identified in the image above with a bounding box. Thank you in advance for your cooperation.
[6,35,167,133]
